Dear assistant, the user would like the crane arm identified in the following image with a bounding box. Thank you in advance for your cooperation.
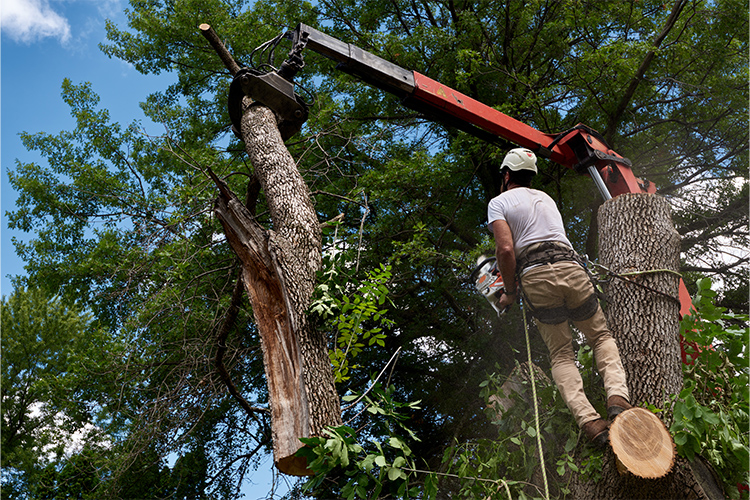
[289,23,655,198]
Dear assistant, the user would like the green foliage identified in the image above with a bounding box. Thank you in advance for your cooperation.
[1,287,215,499]
[437,366,606,500]
[1,287,112,498]
[297,384,428,499]
[669,278,749,497]
[312,249,394,383]
[8,63,267,496]
[5,0,748,497]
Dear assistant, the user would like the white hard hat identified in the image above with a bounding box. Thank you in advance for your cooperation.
[501,148,537,174]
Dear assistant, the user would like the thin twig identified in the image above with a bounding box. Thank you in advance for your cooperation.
[355,191,370,273]
[215,273,270,417]
[342,347,402,414]
[402,467,533,499]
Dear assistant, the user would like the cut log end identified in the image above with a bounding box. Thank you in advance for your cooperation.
[277,454,314,477]
[609,407,676,479]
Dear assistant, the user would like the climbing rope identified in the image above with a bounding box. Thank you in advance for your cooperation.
[520,296,550,500]
[584,257,683,306]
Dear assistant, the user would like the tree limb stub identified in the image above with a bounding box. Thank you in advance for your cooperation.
[199,23,241,76]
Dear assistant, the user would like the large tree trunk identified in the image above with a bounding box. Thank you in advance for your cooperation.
[570,193,720,498]
[212,101,341,475]
[599,193,683,409]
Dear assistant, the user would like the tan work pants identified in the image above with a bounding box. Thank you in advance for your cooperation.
[520,261,629,427]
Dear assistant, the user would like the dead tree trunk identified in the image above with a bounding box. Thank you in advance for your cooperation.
[569,193,720,499]
[212,101,341,475]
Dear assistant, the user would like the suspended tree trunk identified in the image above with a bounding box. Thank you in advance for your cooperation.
[200,24,341,475]
[570,193,720,499]
[211,100,342,475]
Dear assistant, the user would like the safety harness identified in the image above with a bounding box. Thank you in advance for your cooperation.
[516,241,600,325]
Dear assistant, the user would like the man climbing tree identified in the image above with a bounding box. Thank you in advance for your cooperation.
[488,148,632,445]
[4,0,746,497]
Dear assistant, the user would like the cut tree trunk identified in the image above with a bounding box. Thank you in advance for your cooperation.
[599,193,683,410]
[570,193,721,499]
[609,407,675,479]
[212,101,341,475]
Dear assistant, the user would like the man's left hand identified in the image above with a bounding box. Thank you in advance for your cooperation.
[497,290,516,311]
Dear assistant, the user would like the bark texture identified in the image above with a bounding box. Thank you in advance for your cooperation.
[212,102,341,475]
[570,193,717,499]
[599,193,683,409]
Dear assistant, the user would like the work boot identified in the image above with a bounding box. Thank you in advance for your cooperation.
[607,395,632,420]
[582,418,610,447]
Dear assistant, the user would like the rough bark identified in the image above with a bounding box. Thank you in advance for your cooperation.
[599,193,683,409]
[212,102,341,475]
[570,193,718,499]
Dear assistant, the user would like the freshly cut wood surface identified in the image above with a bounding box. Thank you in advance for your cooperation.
[609,407,676,479]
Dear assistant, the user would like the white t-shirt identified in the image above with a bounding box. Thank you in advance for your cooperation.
[487,187,572,257]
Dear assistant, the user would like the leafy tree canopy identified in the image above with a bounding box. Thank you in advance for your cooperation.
[5,0,747,496]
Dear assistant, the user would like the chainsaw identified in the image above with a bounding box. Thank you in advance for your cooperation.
[470,256,509,315]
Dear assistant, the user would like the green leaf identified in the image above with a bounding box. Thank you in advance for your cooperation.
[389,437,404,449]
[387,466,401,481]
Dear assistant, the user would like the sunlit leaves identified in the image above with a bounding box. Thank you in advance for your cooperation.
[669,278,749,496]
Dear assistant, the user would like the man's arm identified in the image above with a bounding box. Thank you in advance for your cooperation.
[490,219,518,309]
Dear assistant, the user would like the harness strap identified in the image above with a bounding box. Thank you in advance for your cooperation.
[516,241,581,273]
[527,291,600,325]
[517,241,600,324]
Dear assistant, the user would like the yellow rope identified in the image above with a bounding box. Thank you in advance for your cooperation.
[617,268,683,278]
[521,297,550,500]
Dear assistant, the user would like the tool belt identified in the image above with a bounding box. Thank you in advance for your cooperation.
[516,241,599,325]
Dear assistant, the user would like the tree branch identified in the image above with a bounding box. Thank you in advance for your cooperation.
[215,272,270,417]
[199,24,241,76]
[604,0,688,143]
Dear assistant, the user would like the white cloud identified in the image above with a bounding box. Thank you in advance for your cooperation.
[1,0,71,44]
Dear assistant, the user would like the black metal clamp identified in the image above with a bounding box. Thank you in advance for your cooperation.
[227,30,311,142]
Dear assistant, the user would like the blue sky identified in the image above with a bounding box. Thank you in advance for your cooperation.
[1,0,293,497]
[1,0,171,296]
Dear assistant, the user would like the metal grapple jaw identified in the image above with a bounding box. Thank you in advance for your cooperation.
[227,30,310,142]
[228,68,309,141]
